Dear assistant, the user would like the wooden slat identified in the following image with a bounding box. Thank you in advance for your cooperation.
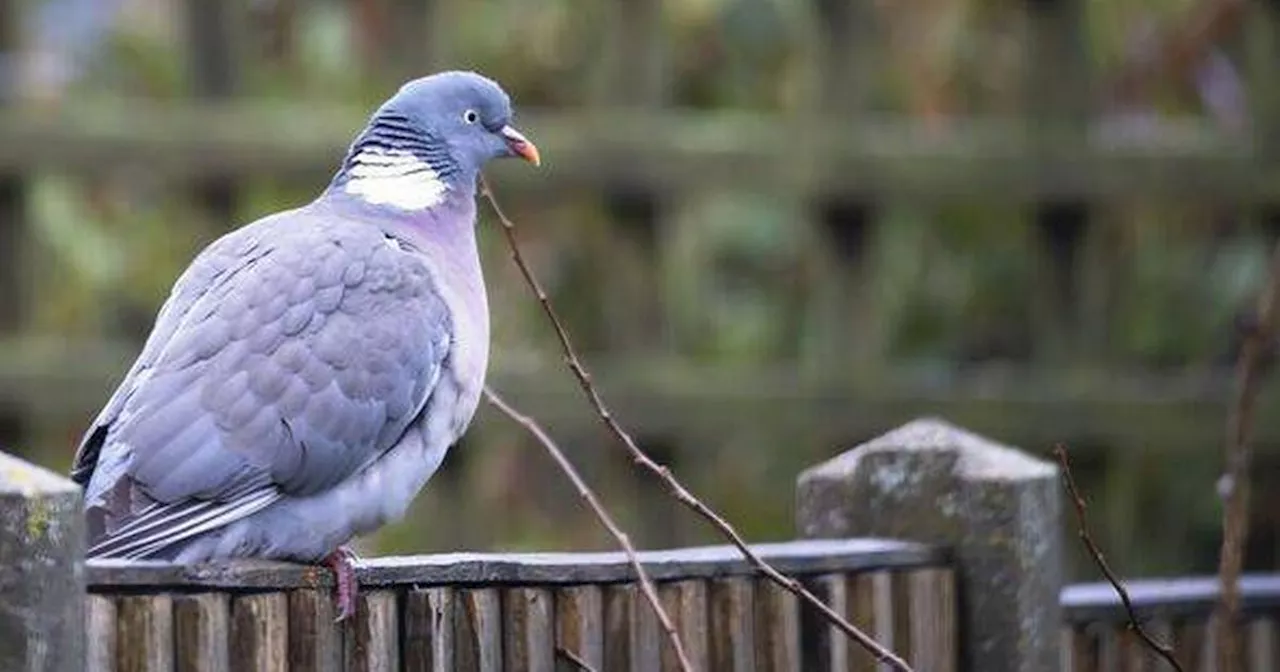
[230,593,288,671]
[173,593,230,672]
[753,579,799,672]
[344,590,399,671]
[1249,617,1277,671]
[116,595,173,672]
[846,572,881,672]
[503,587,554,672]
[660,580,708,671]
[629,584,662,672]
[1173,618,1205,672]
[708,578,754,672]
[86,595,118,672]
[906,567,956,672]
[404,587,456,672]
[454,588,502,672]
[813,575,846,672]
[287,589,341,672]
[603,584,633,671]
[555,585,604,670]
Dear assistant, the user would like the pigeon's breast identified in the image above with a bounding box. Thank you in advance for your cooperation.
[400,227,489,439]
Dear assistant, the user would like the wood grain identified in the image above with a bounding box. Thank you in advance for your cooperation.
[287,589,341,672]
[708,578,754,672]
[454,588,502,672]
[230,593,287,671]
[116,595,173,672]
[173,593,229,672]
[343,590,399,672]
[555,585,604,669]
[503,587,554,672]
[85,595,118,672]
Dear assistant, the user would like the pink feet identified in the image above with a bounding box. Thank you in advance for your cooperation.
[323,545,362,622]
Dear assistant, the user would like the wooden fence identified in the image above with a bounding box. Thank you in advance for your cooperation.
[1062,575,1280,671]
[1,0,1280,581]
[84,540,954,672]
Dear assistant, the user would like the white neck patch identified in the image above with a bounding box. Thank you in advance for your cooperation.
[343,148,448,211]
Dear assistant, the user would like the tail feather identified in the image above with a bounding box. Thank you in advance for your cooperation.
[88,488,280,559]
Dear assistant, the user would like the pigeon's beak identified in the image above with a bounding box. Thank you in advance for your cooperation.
[500,125,541,167]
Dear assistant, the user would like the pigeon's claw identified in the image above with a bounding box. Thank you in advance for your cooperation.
[324,546,363,622]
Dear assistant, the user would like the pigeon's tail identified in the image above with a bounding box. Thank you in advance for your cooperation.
[87,488,281,560]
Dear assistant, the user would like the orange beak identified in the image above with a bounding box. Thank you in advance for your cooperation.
[500,125,541,167]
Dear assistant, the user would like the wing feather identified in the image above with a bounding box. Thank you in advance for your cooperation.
[79,209,451,557]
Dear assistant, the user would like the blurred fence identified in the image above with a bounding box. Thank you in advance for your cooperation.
[0,0,1279,571]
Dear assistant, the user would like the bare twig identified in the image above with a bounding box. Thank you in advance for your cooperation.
[1053,444,1183,672]
[479,175,913,672]
[1216,238,1280,672]
[484,387,692,672]
[555,646,599,672]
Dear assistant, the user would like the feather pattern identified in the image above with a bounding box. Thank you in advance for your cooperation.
[73,70,526,565]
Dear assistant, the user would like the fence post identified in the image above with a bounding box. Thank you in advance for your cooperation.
[0,450,86,671]
[796,417,1062,671]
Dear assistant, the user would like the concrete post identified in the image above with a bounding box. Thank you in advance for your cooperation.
[796,417,1062,672]
[0,450,85,671]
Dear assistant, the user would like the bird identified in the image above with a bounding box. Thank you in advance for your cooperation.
[69,71,540,620]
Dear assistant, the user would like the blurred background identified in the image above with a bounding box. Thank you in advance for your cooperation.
[0,0,1275,583]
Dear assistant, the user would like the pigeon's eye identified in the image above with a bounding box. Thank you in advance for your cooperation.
[463,109,479,125]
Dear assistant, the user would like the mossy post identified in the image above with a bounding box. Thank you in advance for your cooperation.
[796,418,1061,671]
[0,450,85,671]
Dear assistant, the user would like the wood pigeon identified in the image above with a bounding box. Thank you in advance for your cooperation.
[69,71,540,619]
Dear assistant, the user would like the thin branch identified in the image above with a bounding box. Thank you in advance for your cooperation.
[1053,444,1183,672]
[484,387,692,672]
[554,646,599,672]
[479,174,913,672]
[1216,238,1280,672]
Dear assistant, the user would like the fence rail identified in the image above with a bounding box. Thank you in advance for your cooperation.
[85,539,955,672]
[1061,575,1280,671]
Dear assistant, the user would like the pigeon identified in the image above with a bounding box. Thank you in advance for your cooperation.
[69,71,540,619]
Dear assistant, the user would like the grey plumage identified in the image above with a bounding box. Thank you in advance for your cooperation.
[72,71,540,564]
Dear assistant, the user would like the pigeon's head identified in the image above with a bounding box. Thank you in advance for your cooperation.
[333,71,539,211]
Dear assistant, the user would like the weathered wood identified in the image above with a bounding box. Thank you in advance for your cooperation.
[504,587,554,672]
[230,593,288,671]
[1249,617,1277,671]
[660,580,708,671]
[173,593,230,672]
[454,588,502,672]
[603,584,633,671]
[116,595,173,672]
[1062,574,1280,621]
[846,572,881,672]
[344,590,399,671]
[906,567,956,671]
[1174,618,1207,671]
[555,585,604,670]
[707,578,754,672]
[288,589,342,672]
[86,595,118,672]
[87,538,946,590]
[0,451,86,672]
[752,579,799,672]
[404,587,454,672]
[628,582,662,672]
